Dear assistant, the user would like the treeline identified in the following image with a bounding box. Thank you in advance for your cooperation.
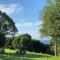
[26,39,49,53]
[5,34,53,55]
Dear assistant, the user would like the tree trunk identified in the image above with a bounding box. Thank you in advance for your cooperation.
[52,35,57,56]
[53,36,57,56]
[3,47,5,53]
[1,47,5,54]
[54,40,57,56]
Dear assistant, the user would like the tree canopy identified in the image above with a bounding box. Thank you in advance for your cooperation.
[0,11,17,36]
[12,33,31,49]
[39,0,60,56]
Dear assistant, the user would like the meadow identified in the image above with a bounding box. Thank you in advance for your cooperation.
[0,49,60,60]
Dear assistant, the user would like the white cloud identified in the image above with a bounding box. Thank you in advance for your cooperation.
[16,22,41,28]
[0,4,23,14]
[23,22,33,27]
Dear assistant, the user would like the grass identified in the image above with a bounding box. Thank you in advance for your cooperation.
[5,49,16,53]
[0,49,60,60]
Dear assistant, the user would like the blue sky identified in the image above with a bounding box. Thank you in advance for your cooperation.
[0,0,49,42]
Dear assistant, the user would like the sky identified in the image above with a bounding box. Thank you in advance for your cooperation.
[0,0,50,44]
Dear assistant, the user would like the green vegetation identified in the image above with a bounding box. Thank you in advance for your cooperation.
[0,49,60,60]
[5,49,16,53]
[0,11,17,53]
[39,0,60,56]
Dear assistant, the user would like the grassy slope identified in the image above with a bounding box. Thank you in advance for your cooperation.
[0,49,60,60]
[5,49,16,53]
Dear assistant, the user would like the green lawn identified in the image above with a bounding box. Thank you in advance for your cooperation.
[0,49,60,60]
[5,49,16,53]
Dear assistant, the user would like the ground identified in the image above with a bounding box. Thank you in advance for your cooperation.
[0,49,60,60]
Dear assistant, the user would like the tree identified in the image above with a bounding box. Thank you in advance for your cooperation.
[0,11,17,52]
[12,33,31,55]
[39,0,60,56]
[5,37,14,49]
[28,39,41,52]
[28,39,49,53]
[0,32,6,53]
[0,11,17,36]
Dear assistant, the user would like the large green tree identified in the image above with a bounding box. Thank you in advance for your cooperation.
[39,0,60,56]
[12,33,31,55]
[0,11,17,52]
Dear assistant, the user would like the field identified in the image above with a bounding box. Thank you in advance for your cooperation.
[0,49,60,60]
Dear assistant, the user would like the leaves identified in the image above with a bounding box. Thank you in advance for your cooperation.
[0,32,6,48]
[40,0,60,37]
[12,34,31,49]
[0,11,17,36]
[39,0,60,56]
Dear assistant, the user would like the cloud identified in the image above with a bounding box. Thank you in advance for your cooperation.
[23,22,33,27]
[16,22,41,28]
[0,4,23,14]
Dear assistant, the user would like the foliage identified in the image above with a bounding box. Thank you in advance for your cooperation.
[12,33,31,49]
[0,11,17,52]
[12,33,50,54]
[0,32,6,48]
[0,11,17,36]
[39,0,60,56]
[26,39,49,54]
[5,37,14,49]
